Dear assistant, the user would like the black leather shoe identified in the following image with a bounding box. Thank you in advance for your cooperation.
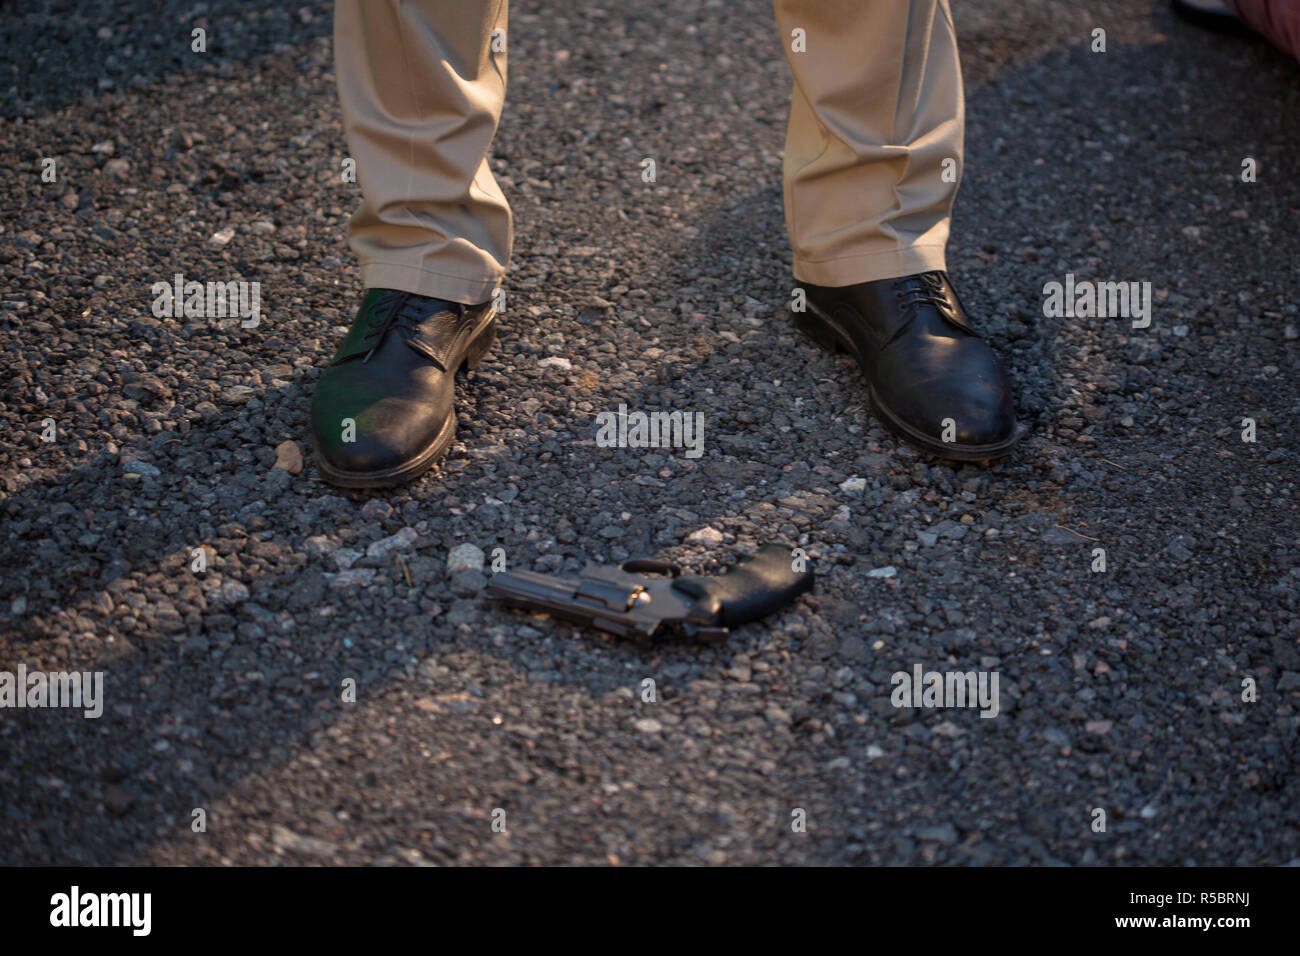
[792,271,1020,461]
[1170,0,1249,35]
[310,289,496,488]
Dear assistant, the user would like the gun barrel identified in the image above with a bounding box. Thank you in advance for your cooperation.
[486,570,662,639]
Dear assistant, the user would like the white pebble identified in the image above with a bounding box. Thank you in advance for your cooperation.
[686,527,724,547]
[447,543,486,574]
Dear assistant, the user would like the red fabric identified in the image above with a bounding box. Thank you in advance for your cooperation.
[1227,0,1300,59]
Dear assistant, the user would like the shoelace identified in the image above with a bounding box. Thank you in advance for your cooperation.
[360,290,426,363]
[887,271,961,343]
[893,271,951,319]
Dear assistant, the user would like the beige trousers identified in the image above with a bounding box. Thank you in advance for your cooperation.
[334,0,963,302]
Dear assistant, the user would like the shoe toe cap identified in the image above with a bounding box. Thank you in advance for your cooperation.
[311,389,450,478]
[876,350,1018,452]
[945,381,1017,447]
[317,430,412,475]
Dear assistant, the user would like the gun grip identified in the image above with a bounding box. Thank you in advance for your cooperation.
[670,544,813,627]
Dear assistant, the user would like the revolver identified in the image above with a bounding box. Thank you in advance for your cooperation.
[485,543,813,642]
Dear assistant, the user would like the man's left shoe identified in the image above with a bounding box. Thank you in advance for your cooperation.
[792,270,1020,461]
[310,289,497,488]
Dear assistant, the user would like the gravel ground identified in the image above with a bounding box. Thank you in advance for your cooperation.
[1,0,1297,866]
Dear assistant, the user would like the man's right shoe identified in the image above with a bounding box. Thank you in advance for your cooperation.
[310,289,496,488]
[792,270,1020,461]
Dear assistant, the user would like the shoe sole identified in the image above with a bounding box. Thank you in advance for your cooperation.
[314,312,498,489]
[792,302,1021,462]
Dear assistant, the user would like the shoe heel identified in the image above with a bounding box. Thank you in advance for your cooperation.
[462,314,497,372]
[791,307,842,354]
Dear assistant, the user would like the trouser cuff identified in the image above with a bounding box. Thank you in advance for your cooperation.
[793,244,948,287]
[360,262,502,306]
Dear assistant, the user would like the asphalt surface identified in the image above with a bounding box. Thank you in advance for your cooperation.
[1,0,1298,865]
